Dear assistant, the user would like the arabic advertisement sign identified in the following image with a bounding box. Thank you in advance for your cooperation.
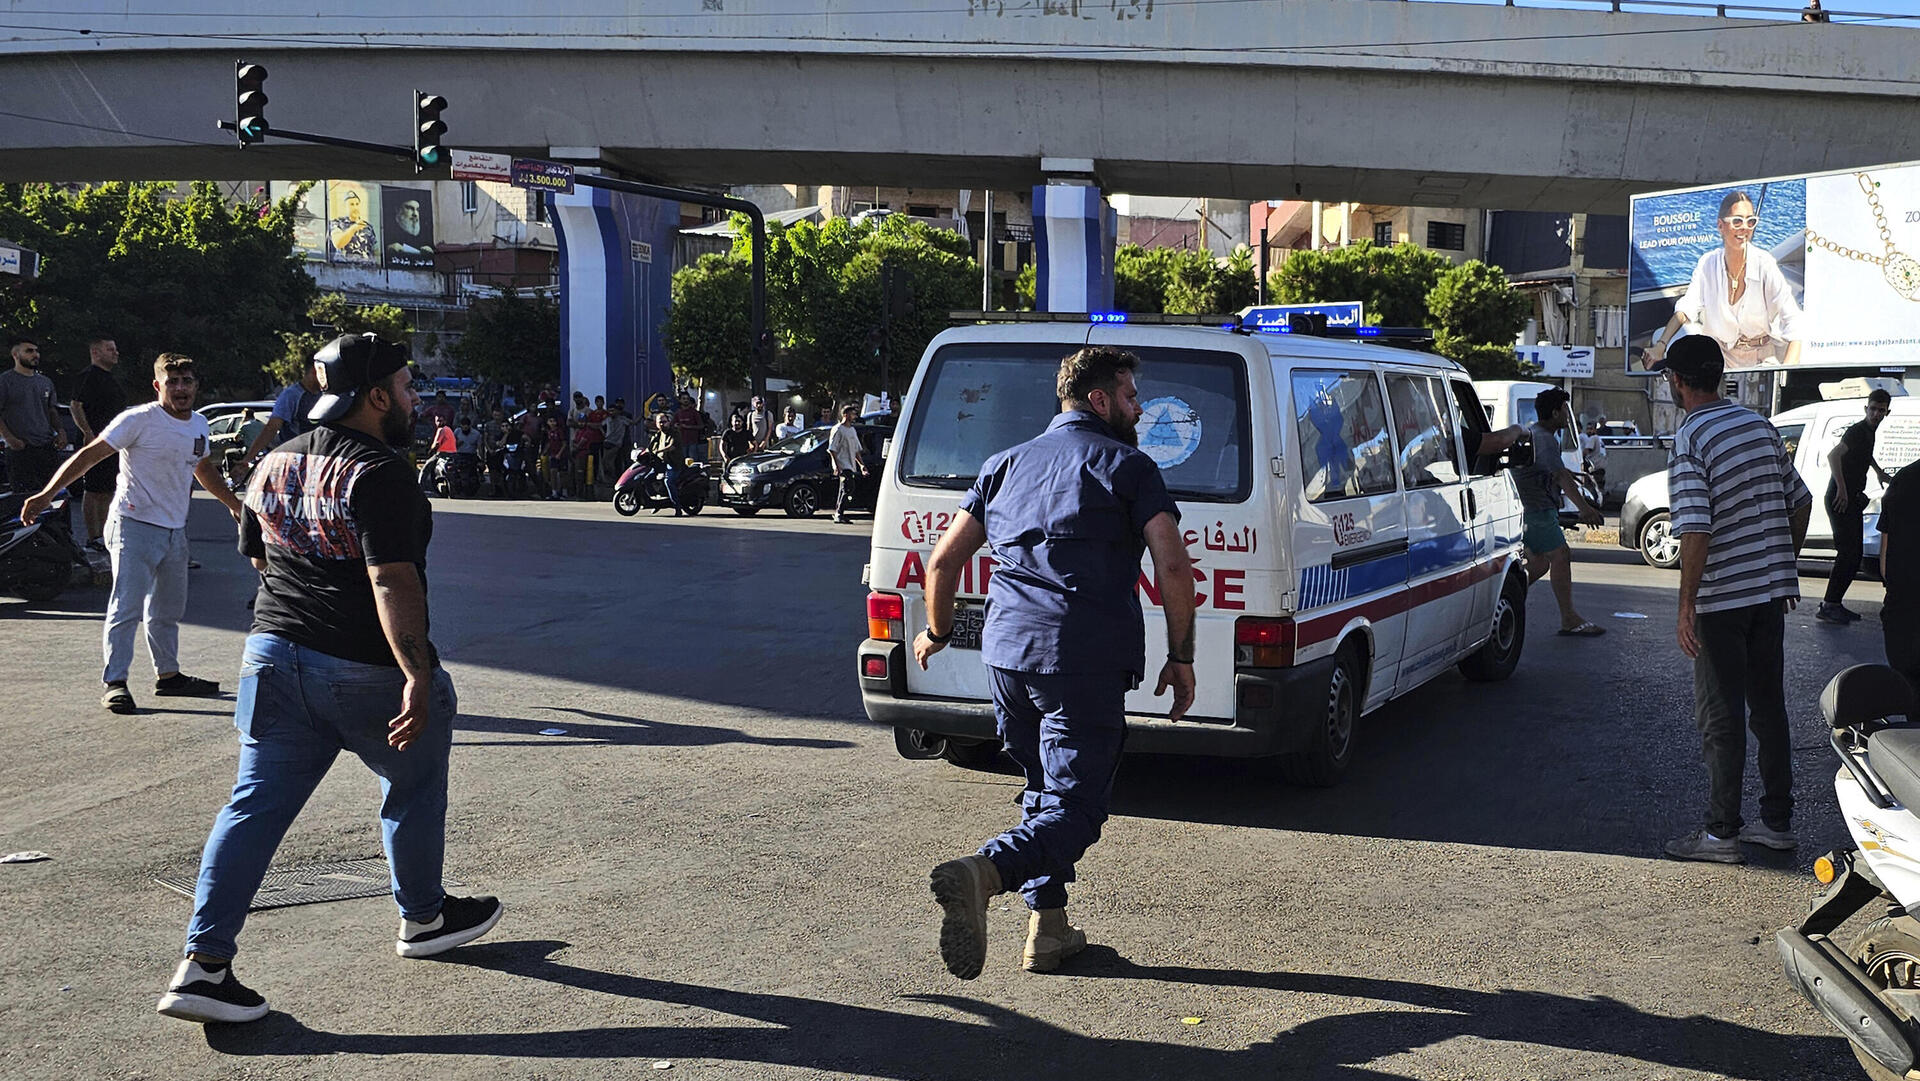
[511,158,576,195]
[1514,345,1596,379]
[1629,158,1920,374]
[450,149,511,183]
[380,186,435,269]
[1240,302,1365,330]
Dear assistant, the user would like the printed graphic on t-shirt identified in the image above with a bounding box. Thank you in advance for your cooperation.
[246,452,373,559]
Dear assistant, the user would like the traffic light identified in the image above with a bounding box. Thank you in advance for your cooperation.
[234,61,269,145]
[412,92,448,172]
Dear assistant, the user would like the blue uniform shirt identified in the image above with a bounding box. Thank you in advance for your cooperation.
[960,410,1179,679]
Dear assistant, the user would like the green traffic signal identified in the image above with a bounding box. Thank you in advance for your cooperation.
[413,92,448,173]
[234,61,269,146]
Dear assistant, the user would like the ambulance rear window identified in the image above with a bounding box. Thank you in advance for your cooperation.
[897,343,1249,502]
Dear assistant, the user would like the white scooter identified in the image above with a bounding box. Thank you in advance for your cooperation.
[1778,664,1920,1080]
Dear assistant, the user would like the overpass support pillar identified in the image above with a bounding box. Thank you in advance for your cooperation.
[1033,166,1115,314]
[551,184,681,411]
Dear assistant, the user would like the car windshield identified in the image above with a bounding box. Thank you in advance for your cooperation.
[771,430,829,455]
[897,342,1250,501]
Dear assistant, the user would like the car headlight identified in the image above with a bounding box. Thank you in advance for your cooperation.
[753,458,790,474]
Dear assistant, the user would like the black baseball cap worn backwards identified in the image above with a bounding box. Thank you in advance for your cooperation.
[1648,334,1725,381]
[308,333,412,424]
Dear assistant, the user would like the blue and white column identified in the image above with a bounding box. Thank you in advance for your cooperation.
[551,184,680,410]
[1032,182,1116,314]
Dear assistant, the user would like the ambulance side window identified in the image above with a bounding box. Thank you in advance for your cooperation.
[1386,375,1459,489]
[1293,370,1396,503]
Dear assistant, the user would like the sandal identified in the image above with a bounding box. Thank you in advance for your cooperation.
[1556,622,1607,637]
[154,674,221,697]
[101,683,136,714]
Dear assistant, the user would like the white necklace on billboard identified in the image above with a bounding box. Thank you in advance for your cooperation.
[1805,171,1920,301]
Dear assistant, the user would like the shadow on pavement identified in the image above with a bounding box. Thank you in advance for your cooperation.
[1106,576,1861,862]
[201,938,1843,1080]
[457,706,853,750]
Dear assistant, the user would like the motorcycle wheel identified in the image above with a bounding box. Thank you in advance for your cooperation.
[732,506,761,517]
[613,490,641,517]
[1849,915,1920,1081]
[680,485,706,516]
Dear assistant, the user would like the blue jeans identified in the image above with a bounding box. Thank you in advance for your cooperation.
[663,462,688,511]
[183,633,457,960]
[979,667,1129,911]
[102,514,189,684]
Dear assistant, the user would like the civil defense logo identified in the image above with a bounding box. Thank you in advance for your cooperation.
[1136,396,1202,468]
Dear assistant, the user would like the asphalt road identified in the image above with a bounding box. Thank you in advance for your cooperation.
[0,497,1898,1081]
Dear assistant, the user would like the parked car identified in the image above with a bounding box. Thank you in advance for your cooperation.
[719,422,893,518]
[199,399,276,424]
[1618,394,1918,569]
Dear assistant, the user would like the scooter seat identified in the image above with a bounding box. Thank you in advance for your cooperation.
[1869,727,1920,812]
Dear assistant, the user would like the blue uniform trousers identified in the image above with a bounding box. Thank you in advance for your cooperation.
[978,667,1129,910]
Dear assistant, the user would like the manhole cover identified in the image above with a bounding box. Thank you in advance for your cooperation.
[154,857,461,912]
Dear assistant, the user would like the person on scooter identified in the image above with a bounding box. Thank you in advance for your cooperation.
[1654,334,1812,864]
[647,411,690,516]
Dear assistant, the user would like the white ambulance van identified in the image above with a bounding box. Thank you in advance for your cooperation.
[857,318,1529,786]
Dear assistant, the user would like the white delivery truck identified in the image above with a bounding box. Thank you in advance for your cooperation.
[857,317,1530,786]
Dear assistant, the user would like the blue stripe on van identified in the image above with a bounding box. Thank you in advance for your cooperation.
[1299,532,1483,610]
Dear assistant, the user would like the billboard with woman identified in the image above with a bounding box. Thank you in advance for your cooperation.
[1630,160,1920,373]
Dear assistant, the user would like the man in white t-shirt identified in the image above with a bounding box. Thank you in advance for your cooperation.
[23,353,245,714]
[827,403,868,525]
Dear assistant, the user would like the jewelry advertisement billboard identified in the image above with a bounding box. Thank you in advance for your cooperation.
[1628,159,1920,374]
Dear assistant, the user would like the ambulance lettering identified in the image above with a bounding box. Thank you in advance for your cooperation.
[895,549,1243,610]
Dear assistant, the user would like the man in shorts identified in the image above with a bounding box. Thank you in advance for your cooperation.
[1520,388,1606,636]
[70,335,127,549]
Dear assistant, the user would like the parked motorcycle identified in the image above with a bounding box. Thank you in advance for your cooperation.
[0,491,74,602]
[613,448,707,517]
[1778,664,1920,1080]
[444,453,481,499]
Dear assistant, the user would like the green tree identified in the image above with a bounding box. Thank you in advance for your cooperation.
[1163,245,1260,315]
[448,288,561,388]
[665,253,752,389]
[0,181,315,398]
[1267,241,1453,327]
[1426,261,1534,379]
[271,295,412,386]
[1114,245,1182,312]
[679,213,981,404]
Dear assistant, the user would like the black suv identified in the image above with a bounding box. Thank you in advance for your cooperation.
[719,422,892,518]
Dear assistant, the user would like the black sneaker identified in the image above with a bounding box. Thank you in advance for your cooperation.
[154,673,220,697]
[395,895,504,958]
[1816,603,1852,624]
[156,958,269,1023]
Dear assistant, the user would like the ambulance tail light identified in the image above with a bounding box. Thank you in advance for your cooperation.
[868,592,905,641]
[1235,617,1296,668]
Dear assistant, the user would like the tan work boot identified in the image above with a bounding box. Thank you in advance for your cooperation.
[1022,907,1088,973]
[929,854,1001,980]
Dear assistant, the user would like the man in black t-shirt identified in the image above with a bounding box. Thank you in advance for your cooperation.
[1821,389,1894,622]
[156,334,502,1027]
[69,336,127,548]
[1880,460,1920,705]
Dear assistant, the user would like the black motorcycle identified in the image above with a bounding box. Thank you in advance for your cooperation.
[0,491,75,602]
[613,449,707,516]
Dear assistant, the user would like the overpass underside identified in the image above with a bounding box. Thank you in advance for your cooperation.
[0,18,1913,212]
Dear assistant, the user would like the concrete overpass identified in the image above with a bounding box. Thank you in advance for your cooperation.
[0,1,1914,212]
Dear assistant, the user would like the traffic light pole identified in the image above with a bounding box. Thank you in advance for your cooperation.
[213,121,772,400]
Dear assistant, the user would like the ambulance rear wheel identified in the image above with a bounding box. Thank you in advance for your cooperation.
[1459,572,1527,683]
[1280,647,1360,788]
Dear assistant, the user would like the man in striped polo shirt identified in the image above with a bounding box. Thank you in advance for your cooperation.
[1654,335,1812,864]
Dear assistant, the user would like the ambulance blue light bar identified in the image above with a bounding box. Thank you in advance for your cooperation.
[1090,311,1127,324]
